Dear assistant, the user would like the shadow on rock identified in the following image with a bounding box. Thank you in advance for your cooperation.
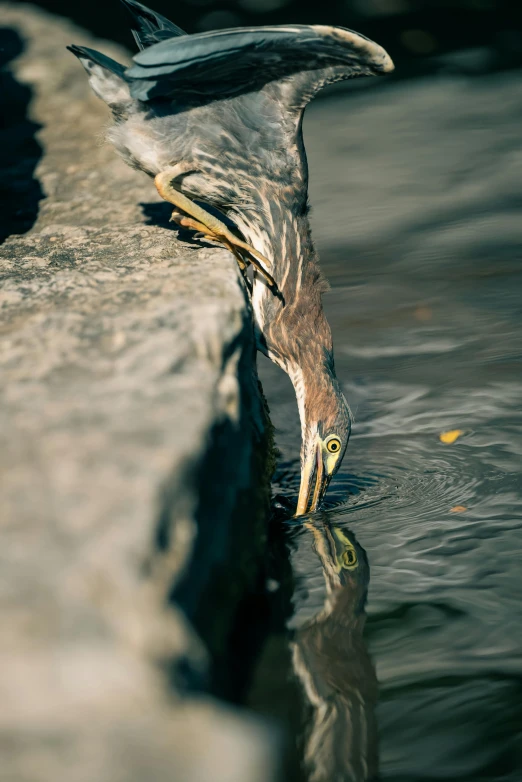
[140,201,178,232]
[0,28,44,244]
[140,200,217,249]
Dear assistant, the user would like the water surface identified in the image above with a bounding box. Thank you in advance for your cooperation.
[249,71,522,781]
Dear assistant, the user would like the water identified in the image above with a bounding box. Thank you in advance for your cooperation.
[247,71,522,781]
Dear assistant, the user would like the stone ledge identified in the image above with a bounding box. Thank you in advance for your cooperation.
[0,5,277,781]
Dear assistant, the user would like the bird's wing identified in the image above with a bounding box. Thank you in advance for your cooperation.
[120,0,186,50]
[124,24,393,104]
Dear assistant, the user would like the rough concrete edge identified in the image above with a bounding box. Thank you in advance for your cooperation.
[0,5,280,781]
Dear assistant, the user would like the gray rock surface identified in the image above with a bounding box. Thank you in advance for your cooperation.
[0,5,277,781]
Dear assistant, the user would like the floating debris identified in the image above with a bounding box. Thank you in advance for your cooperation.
[450,506,467,513]
[439,429,464,444]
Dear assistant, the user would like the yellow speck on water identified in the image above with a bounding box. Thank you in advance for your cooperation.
[451,506,467,513]
[439,429,464,444]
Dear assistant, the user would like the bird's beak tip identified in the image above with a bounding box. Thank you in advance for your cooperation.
[295,441,328,517]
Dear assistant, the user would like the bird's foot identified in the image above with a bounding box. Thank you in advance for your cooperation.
[155,170,284,303]
[170,210,248,271]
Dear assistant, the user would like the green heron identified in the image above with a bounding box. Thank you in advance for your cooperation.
[68,0,393,515]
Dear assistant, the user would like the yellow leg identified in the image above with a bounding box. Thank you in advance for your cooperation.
[155,169,281,298]
[170,211,248,272]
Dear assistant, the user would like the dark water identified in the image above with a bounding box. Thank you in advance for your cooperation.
[248,72,522,781]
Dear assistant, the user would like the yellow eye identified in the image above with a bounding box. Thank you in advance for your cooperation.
[326,436,341,454]
[342,548,358,568]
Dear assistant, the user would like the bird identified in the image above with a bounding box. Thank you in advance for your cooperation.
[68,0,393,516]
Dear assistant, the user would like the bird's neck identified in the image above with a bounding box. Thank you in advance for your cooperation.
[231,198,321,302]
[230,201,338,436]
[230,199,330,327]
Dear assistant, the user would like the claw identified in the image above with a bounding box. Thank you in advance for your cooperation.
[155,169,284,305]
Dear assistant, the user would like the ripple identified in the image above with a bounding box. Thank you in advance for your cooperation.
[342,338,466,358]
[274,432,486,527]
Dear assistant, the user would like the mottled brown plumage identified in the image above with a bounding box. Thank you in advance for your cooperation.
[68,0,393,513]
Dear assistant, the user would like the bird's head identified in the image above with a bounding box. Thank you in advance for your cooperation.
[295,377,352,516]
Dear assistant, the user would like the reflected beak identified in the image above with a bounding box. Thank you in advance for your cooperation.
[295,440,330,517]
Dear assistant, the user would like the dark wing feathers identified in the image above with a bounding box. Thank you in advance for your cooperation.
[120,0,186,50]
[67,44,126,77]
[68,0,393,109]
[125,24,394,102]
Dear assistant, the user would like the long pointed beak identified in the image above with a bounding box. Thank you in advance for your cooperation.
[295,441,330,517]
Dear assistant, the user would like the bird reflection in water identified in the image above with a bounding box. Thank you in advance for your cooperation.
[286,518,378,782]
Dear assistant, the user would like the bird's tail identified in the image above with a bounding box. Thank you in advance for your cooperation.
[119,0,186,50]
[67,45,132,110]
[67,45,126,77]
